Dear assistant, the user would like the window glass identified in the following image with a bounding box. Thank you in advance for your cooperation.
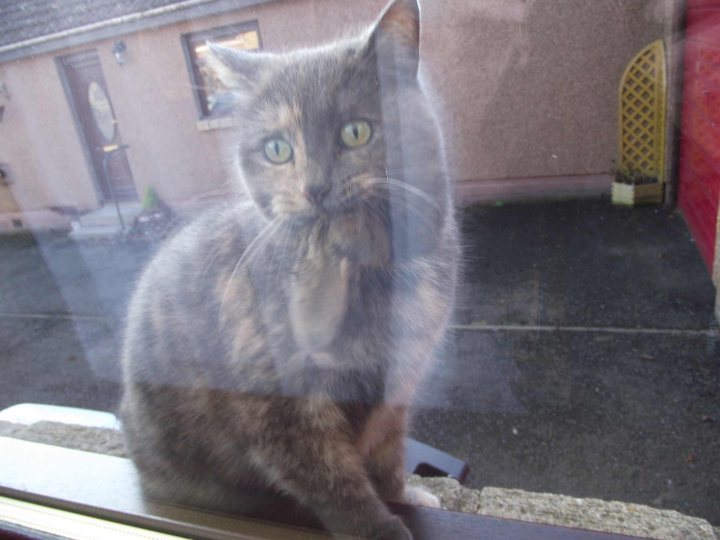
[182,22,261,118]
[0,1,718,539]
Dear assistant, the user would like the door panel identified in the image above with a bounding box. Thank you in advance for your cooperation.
[58,50,137,202]
[679,5,720,271]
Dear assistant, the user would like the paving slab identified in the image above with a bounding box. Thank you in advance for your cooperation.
[456,200,716,330]
[0,317,119,412]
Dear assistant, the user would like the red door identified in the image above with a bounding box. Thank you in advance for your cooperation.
[679,0,720,271]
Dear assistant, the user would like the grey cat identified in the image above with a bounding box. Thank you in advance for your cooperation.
[120,0,459,538]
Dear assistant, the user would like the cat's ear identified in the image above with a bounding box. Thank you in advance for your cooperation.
[205,43,265,91]
[368,0,420,78]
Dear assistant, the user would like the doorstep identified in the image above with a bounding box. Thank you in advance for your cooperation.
[69,201,142,240]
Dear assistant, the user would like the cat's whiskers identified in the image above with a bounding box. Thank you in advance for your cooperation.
[350,175,439,250]
[200,246,224,281]
[361,198,392,230]
[366,173,442,212]
[219,218,283,313]
[272,191,315,220]
[278,220,295,270]
[346,173,385,195]
[365,190,438,232]
[247,218,278,291]
[346,174,441,221]
[263,220,293,298]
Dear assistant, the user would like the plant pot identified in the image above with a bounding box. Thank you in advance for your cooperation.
[611,181,664,206]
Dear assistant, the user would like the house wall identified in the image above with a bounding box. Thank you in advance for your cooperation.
[0,54,99,213]
[425,0,676,201]
[99,0,391,210]
[0,0,677,227]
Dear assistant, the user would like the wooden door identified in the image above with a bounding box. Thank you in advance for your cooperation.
[679,0,720,271]
[58,50,137,202]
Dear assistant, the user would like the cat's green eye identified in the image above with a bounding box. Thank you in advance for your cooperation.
[340,120,372,148]
[264,138,293,164]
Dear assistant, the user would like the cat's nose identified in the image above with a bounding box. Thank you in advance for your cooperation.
[303,183,330,206]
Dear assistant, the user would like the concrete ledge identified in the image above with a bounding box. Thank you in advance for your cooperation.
[0,416,716,540]
[407,476,718,540]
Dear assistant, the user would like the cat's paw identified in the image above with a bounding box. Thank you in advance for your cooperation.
[403,485,441,508]
[368,515,413,540]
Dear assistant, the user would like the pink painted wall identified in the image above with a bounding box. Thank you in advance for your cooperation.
[0,0,676,224]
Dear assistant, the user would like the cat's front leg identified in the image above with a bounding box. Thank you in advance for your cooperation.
[360,406,441,509]
[359,405,407,502]
[241,395,412,540]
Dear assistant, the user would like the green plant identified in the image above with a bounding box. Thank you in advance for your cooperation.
[142,186,159,212]
[611,165,658,186]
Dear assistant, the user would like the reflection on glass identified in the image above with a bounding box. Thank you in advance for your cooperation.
[187,27,260,117]
[0,0,718,539]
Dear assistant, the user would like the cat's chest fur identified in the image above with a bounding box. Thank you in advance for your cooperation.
[241,210,396,370]
[289,259,395,360]
[280,256,397,390]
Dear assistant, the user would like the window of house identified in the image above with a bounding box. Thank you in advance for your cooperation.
[1,1,720,539]
[182,22,261,119]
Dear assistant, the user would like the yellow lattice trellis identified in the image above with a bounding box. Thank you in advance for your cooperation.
[618,40,667,181]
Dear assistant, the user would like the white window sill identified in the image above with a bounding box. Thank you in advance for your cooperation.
[196,117,240,131]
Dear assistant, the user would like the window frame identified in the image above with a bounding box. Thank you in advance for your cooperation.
[180,20,262,121]
[0,436,628,540]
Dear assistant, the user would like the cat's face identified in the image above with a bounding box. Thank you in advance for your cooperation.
[208,0,435,224]
[230,45,387,221]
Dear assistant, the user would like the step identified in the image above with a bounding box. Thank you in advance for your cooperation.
[69,222,123,241]
[77,202,142,228]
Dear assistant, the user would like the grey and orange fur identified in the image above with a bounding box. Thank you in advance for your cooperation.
[120,0,459,538]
